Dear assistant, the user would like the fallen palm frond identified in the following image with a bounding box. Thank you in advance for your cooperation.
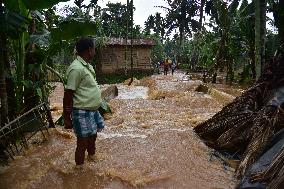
[250,146,284,189]
[195,83,279,178]
[237,106,279,176]
[194,83,263,144]
[194,54,284,181]
[267,162,284,189]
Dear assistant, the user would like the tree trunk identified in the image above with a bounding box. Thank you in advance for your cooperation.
[178,27,184,65]
[227,61,234,85]
[199,0,205,31]
[212,31,226,83]
[124,0,129,76]
[0,4,8,126]
[14,33,26,113]
[18,33,25,86]
[255,0,266,79]
[249,45,256,80]
[195,0,205,72]
[276,0,284,48]
[130,0,134,84]
[0,43,8,126]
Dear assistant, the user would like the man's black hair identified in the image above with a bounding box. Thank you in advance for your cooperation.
[76,37,95,54]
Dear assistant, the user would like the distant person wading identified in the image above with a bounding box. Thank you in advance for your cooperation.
[63,37,105,168]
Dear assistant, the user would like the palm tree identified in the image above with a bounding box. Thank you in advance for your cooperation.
[144,13,166,40]
[157,0,199,64]
[100,2,137,38]
[144,15,154,35]
[162,0,200,46]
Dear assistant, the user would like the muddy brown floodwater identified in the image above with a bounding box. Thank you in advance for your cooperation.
[0,72,241,189]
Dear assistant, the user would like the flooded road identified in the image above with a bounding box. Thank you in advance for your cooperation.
[0,72,239,189]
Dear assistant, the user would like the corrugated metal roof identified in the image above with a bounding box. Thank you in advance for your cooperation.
[105,38,156,46]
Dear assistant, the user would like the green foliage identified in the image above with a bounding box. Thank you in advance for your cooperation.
[178,63,190,70]
[30,29,50,48]
[266,32,281,57]
[53,64,69,76]
[148,34,166,64]
[51,19,99,41]
[0,10,28,37]
[144,13,166,39]
[22,0,69,10]
[198,32,218,69]
[98,2,141,38]
[186,0,258,83]
[1,0,102,120]
[162,0,200,37]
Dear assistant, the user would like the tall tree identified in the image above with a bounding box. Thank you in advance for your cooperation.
[189,0,205,72]
[198,0,205,31]
[255,0,266,78]
[162,0,200,46]
[158,0,199,64]
[100,2,140,38]
[0,1,8,125]
[130,0,134,82]
[144,13,166,40]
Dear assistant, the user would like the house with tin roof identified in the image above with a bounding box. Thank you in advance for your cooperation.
[97,38,156,73]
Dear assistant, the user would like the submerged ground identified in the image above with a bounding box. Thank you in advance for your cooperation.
[0,71,242,189]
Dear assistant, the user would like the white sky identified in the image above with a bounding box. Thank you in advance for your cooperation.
[98,0,167,27]
[58,0,167,27]
[58,0,276,32]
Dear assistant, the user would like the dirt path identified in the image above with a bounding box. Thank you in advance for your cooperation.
[0,72,238,189]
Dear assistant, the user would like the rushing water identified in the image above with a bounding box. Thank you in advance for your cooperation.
[0,72,238,189]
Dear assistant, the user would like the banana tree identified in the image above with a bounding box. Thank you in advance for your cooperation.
[1,0,99,125]
[210,0,239,83]
[0,0,30,123]
[29,18,99,96]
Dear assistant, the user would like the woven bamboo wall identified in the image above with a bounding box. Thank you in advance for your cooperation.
[98,46,152,73]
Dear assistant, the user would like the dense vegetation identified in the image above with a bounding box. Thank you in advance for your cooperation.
[0,0,283,127]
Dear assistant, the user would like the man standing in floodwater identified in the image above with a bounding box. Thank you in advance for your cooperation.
[63,37,105,168]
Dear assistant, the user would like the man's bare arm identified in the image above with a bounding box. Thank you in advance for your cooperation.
[63,89,74,129]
